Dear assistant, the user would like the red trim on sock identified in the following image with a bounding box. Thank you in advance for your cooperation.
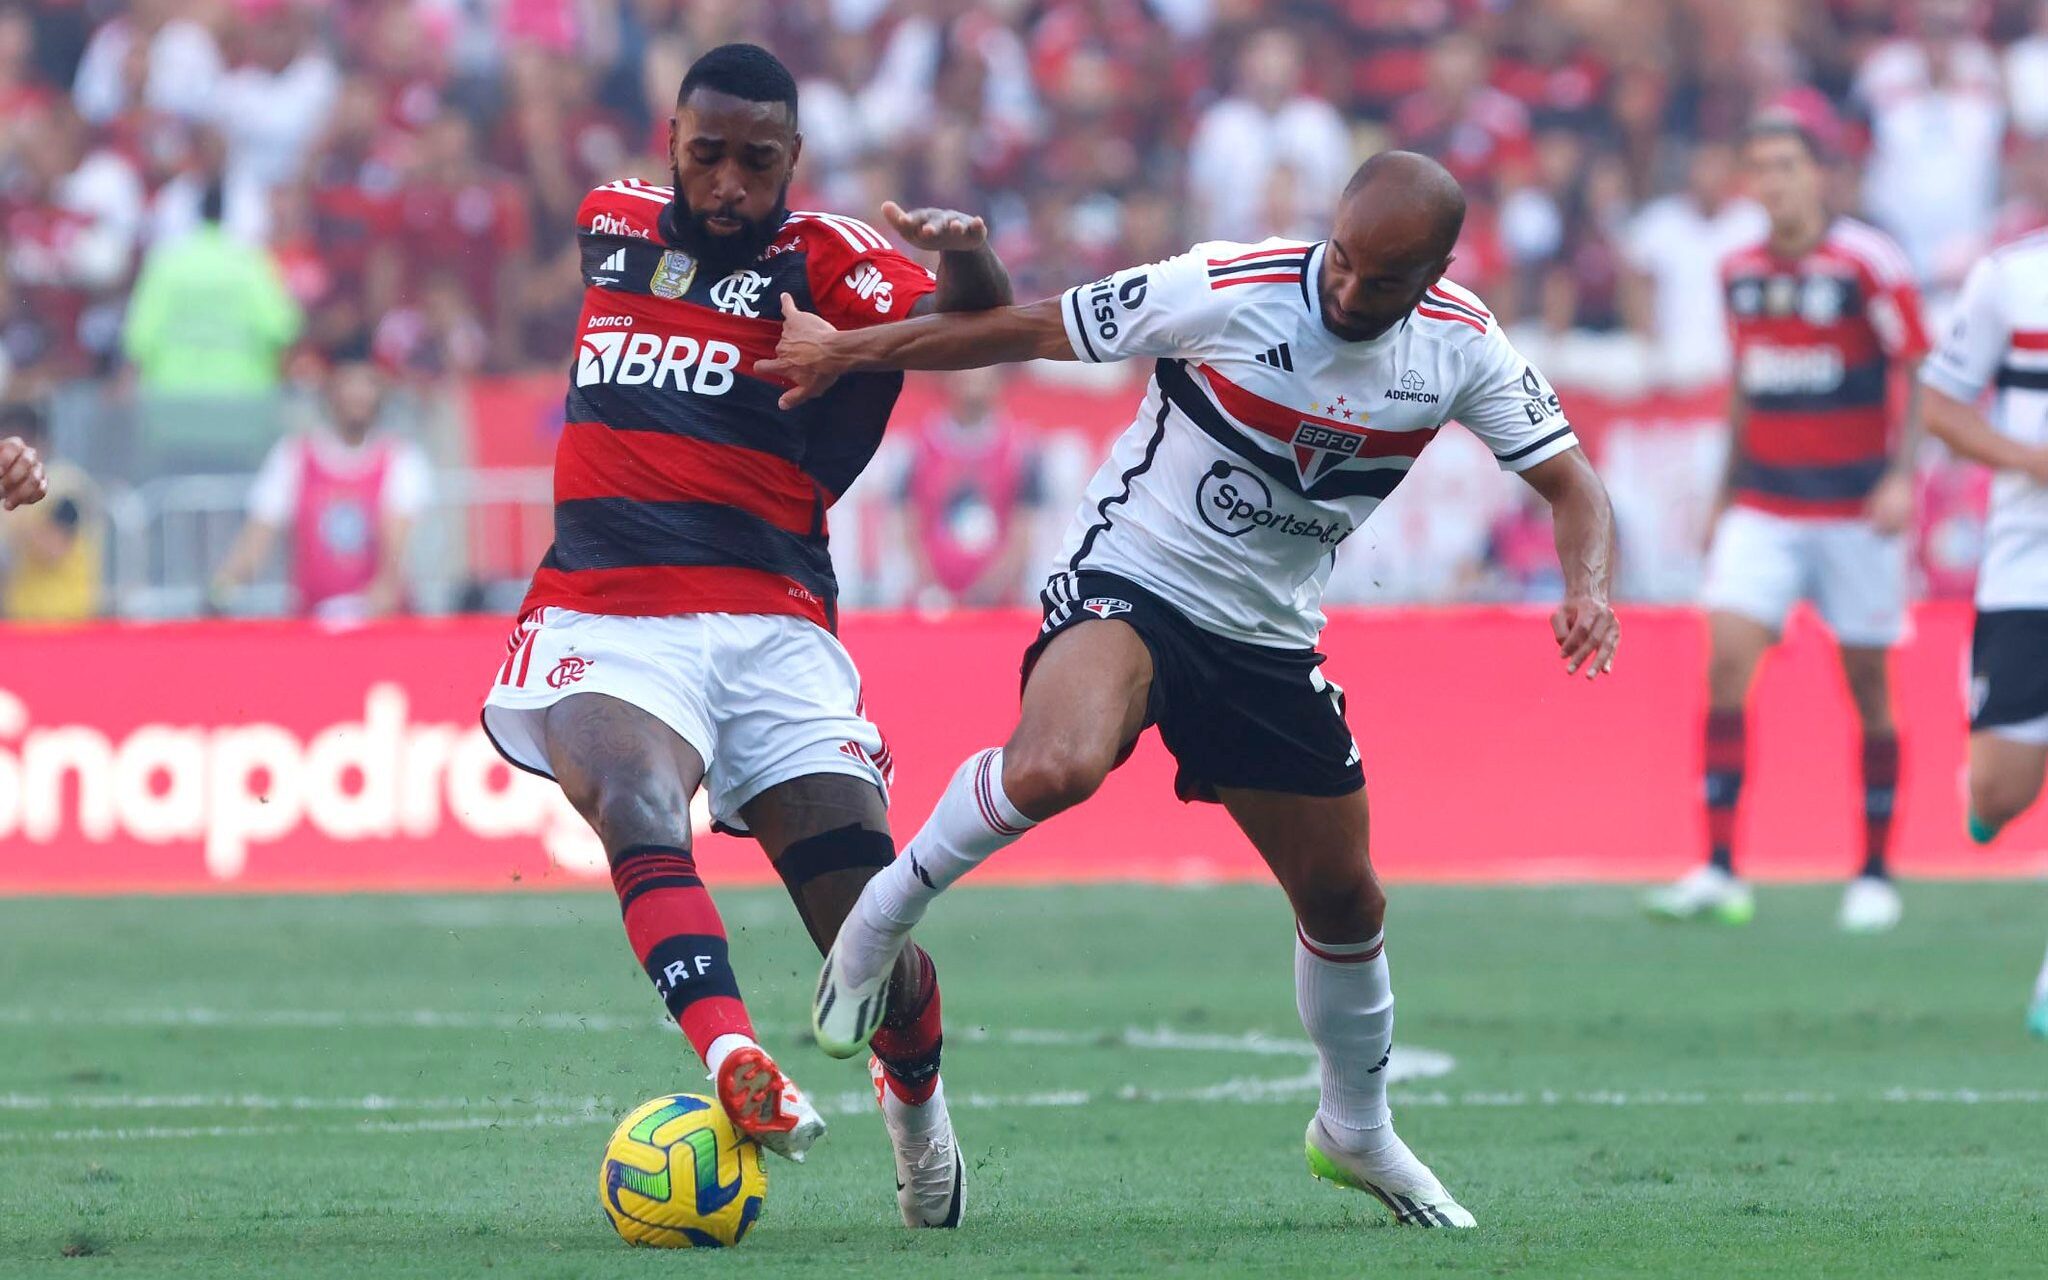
[1296,925,1384,964]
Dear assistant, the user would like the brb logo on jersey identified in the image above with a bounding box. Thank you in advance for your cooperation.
[577,328,743,394]
[1289,421,1365,487]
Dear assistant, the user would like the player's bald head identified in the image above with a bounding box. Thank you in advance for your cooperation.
[1340,151,1466,261]
[1315,151,1468,341]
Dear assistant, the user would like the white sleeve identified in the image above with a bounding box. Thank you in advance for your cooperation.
[380,444,433,519]
[246,440,301,524]
[1057,245,1237,363]
[1449,323,1580,472]
[1920,256,2009,402]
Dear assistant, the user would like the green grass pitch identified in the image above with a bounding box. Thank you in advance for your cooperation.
[2,881,2045,1277]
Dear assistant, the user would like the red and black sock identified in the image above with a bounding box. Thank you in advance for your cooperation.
[610,844,754,1062]
[1704,708,1746,874]
[1859,732,1899,880]
[871,945,943,1105]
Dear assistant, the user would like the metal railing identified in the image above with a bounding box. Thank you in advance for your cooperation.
[103,466,556,619]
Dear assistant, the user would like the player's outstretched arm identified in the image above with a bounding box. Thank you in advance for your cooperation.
[761,293,1074,410]
[886,202,1014,314]
[1518,446,1619,679]
[1924,386,2048,484]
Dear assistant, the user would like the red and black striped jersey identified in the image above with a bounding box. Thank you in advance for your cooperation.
[1722,218,1930,519]
[519,179,937,628]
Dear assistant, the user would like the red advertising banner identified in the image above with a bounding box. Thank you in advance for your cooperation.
[1,606,2042,895]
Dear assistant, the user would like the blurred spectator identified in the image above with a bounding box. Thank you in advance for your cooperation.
[1854,0,2004,288]
[1392,30,1534,201]
[213,0,340,194]
[122,181,300,396]
[210,349,431,621]
[2008,1,2048,136]
[1187,27,1351,241]
[1623,142,1768,387]
[896,367,1044,611]
[0,400,100,621]
[387,112,531,365]
[71,0,223,125]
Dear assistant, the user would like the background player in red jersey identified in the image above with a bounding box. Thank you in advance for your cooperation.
[477,44,1009,1227]
[1648,116,1930,933]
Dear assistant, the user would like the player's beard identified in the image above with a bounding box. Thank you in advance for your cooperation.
[668,171,790,279]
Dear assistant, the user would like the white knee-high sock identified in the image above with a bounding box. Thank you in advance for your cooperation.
[2034,938,2048,1005]
[1295,924,1396,1150]
[839,749,1034,985]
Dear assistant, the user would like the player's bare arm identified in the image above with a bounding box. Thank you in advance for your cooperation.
[1867,362,1923,535]
[1519,446,1619,678]
[889,201,1013,316]
[1924,385,2048,483]
[0,436,48,511]
[763,294,1073,410]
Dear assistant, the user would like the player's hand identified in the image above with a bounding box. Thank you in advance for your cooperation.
[1551,594,1619,679]
[881,200,988,253]
[1864,469,1915,536]
[758,294,851,410]
[0,437,48,511]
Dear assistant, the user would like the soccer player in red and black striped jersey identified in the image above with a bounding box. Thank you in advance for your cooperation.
[1647,114,1930,933]
[479,44,1009,1226]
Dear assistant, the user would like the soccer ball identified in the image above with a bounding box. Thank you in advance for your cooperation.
[599,1093,766,1248]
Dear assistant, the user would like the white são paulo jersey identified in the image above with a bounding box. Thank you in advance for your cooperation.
[1920,232,2048,609]
[1055,239,1579,647]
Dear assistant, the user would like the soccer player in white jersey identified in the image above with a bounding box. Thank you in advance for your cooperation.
[1918,230,2048,1040]
[762,152,1620,1226]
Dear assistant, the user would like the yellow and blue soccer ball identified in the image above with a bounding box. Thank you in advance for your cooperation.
[600,1093,766,1248]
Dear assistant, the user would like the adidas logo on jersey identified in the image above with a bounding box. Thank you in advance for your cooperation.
[576,329,742,394]
[1255,343,1294,371]
[596,247,628,274]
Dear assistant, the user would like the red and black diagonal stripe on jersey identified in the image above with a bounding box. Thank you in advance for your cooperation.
[1416,285,1488,333]
[1207,244,1311,289]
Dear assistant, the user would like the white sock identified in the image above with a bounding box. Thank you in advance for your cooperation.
[2034,939,2048,1005]
[703,1032,757,1080]
[1295,924,1396,1152]
[840,749,1034,987]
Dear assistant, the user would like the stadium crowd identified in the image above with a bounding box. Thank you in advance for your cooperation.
[2,0,2045,618]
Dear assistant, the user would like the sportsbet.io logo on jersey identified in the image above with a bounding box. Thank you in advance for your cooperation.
[1197,461,1352,545]
[576,328,742,394]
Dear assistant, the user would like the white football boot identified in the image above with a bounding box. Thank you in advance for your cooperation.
[1304,1115,1475,1228]
[1644,865,1755,925]
[813,922,906,1058]
[1838,876,1903,933]
[714,1044,826,1162]
[871,1058,964,1228]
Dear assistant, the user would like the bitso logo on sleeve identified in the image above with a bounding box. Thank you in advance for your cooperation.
[651,251,698,299]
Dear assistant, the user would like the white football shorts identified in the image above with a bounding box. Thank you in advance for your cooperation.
[480,608,891,831]
[1701,504,1908,648]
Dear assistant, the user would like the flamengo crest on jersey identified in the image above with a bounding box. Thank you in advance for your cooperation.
[1721,217,1930,520]
[1054,239,1578,649]
[1920,232,2048,609]
[515,181,936,629]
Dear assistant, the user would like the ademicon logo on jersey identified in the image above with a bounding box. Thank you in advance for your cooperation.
[576,329,744,394]
[0,685,603,880]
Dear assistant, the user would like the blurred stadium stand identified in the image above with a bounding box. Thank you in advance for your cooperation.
[2,0,2041,619]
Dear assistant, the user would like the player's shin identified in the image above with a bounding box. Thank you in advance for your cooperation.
[1704,708,1746,874]
[610,844,756,1069]
[1294,924,1395,1148]
[871,945,944,1105]
[1859,731,1900,878]
[849,748,1035,977]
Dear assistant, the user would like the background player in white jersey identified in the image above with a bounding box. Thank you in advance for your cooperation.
[1918,231,2048,1040]
[763,152,1620,1228]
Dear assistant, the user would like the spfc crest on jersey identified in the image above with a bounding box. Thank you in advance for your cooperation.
[1290,420,1364,487]
[650,250,698,299]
